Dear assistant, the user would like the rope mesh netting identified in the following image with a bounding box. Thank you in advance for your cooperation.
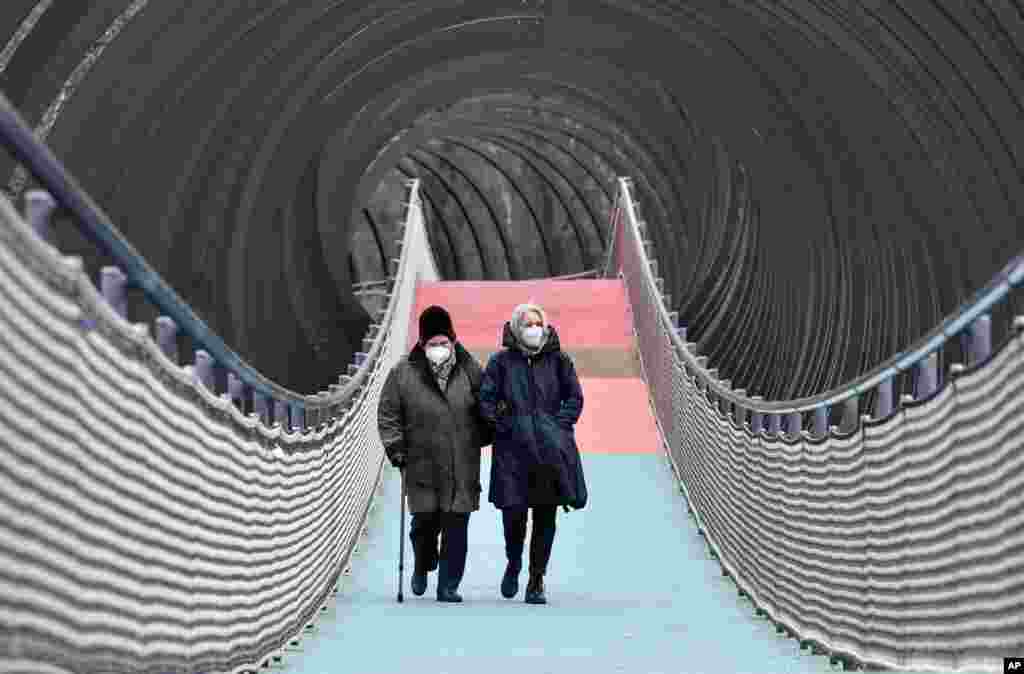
[607,178,1023,673]
[2,165,1022,672]
[0,182,437,673]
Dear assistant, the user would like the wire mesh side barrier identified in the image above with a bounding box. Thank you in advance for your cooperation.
[605,176,1023,423]
[0,160,435,672]
[606,176,1024,672]
[0,90,392,432]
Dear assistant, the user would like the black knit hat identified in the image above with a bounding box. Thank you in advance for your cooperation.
[419,305,455,343]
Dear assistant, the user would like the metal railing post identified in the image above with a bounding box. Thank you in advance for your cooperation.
[812,406,828,439]
[100,266,128,319]
[274,400,289,430]
[969,315,991,366]
[194,350,215,392]
[254,392,270,425]
[874,378,893,418]
[24,189,56,243]
[228,372,245,411]
[155,316,178,363]
[914,353,938,399]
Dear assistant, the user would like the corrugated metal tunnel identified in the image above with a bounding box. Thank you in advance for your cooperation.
[2,0,1023,402]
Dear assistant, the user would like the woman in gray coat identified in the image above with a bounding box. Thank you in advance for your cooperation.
[377,306,491,602]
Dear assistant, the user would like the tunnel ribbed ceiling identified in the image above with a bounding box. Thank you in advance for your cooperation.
[2,1,1022,399]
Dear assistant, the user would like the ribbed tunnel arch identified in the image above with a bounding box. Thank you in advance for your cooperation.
[2,0,1023,401]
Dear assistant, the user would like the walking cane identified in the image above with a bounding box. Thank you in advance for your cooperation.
[397,466,406,603]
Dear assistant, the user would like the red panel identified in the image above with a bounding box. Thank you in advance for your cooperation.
[571,377,661,454]
[480,378,661,456]
[408,280,659,454]
[409,280,633,350]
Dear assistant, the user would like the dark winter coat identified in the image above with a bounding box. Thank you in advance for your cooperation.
[377,343,493,514]
[479,324,587,510]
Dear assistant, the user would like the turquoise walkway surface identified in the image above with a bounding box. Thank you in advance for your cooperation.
[282,450,837,674]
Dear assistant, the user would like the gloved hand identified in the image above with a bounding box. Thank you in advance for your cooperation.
[389,452,407,469]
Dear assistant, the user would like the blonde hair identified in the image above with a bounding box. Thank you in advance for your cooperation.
[511,302,547,331]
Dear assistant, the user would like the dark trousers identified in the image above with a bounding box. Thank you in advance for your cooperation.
[410,511,470,591]
[502,506,557,576]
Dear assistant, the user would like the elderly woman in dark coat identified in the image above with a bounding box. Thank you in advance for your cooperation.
[479,302,586,605]
[377,306,491,602]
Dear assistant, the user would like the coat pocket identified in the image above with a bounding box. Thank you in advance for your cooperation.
[538,413,571,452]
[495,410,516,435]
[406,456,435,488]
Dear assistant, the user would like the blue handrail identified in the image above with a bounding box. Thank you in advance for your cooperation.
[0,91,328,419]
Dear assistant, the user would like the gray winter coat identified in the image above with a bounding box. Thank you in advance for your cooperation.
[377,342,492,514]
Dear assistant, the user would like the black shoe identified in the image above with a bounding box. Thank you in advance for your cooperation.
[411,571,427,596]
[501,562,521,598]
[524,573,546,604]
[436,587,463,603]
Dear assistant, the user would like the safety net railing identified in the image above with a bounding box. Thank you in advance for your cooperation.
[0,91,384,429]
[605,177,1023,673]
[0,87,437,672]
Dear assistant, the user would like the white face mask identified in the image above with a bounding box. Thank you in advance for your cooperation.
[425,344,451,365]
[522,325,544,347]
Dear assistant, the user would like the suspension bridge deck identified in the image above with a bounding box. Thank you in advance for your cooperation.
[283,453,835,674]
[280,281,834,673]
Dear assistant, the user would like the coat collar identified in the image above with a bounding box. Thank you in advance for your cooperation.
[409,341,471,396]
